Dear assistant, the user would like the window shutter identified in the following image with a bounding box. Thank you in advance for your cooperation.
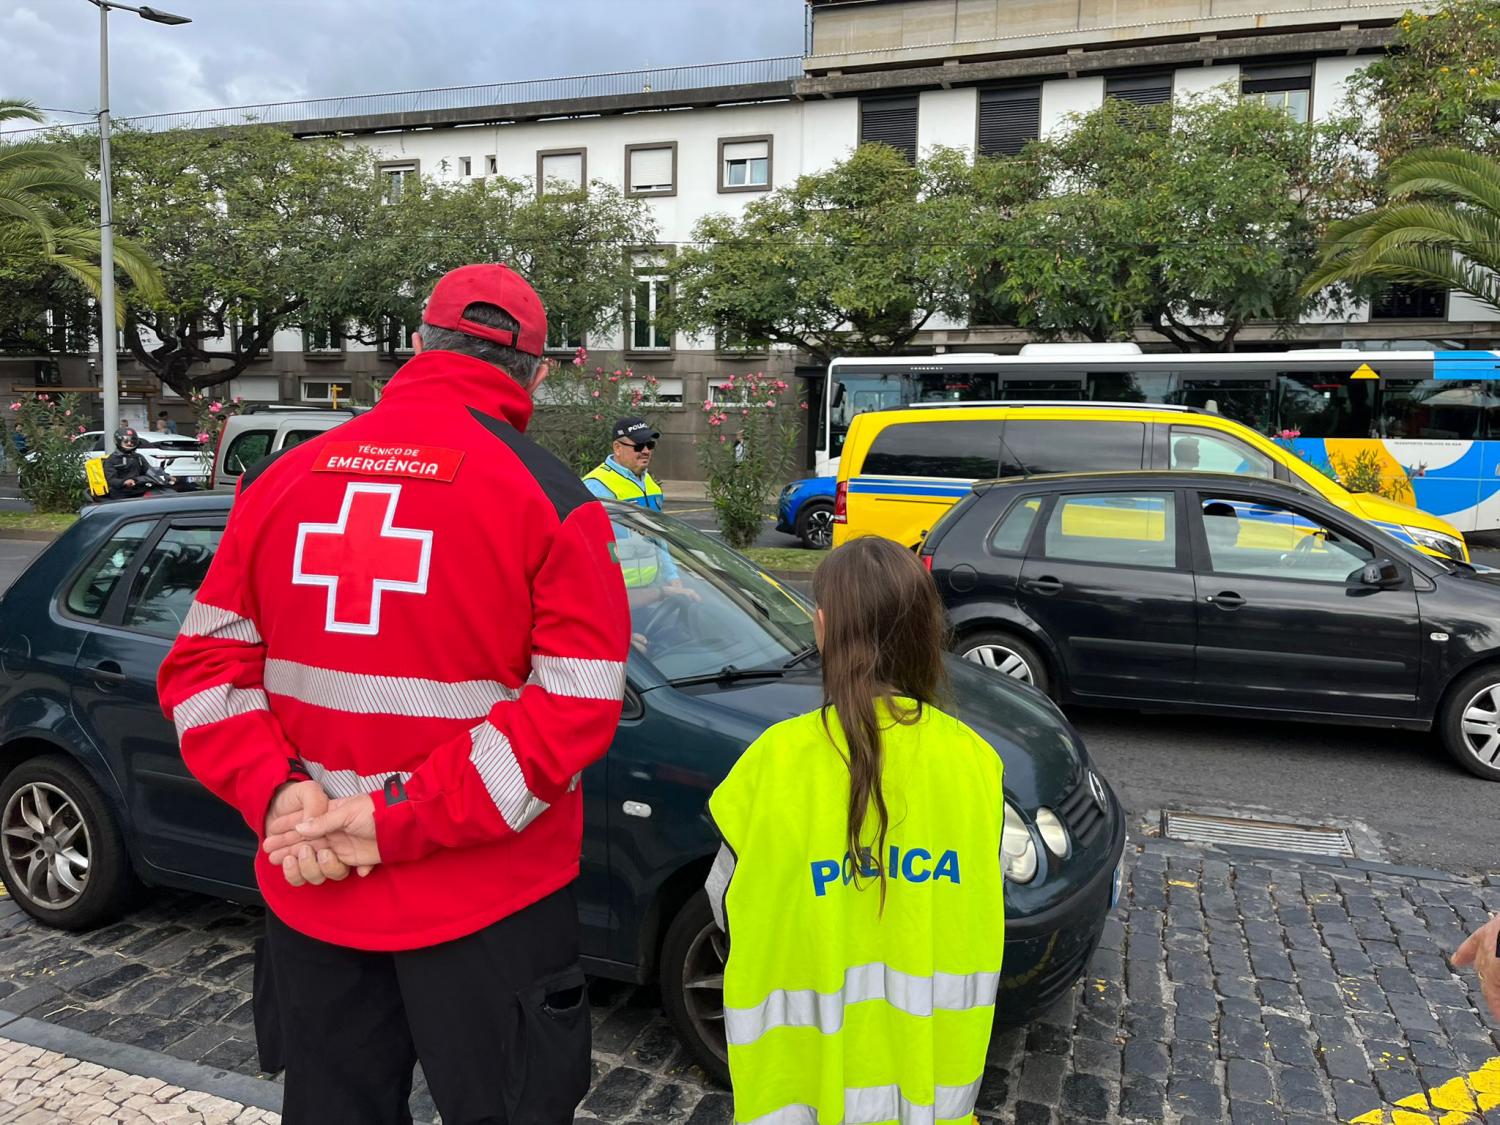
[860,96,919,163]
[722,140,768,163]
[630,147,674,191]
[978,87,1041,157]
[540,152,583,188]
[1106,75,1173,107]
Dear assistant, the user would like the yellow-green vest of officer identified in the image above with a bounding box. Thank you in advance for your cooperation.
[707,700,1005,1125]
[584,463,664,587]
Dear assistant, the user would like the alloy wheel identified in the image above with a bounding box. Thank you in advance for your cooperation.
[804,509,834,550]
[680,920,729,1067]
[963,644,1036,684]
[1460,685,1500,767]
[1,781,91,910]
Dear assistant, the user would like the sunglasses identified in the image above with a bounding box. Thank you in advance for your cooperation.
[619,440,656,452]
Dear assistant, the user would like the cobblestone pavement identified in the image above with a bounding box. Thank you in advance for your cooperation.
[0,1037,277,1124]
[1,838,1498,1123]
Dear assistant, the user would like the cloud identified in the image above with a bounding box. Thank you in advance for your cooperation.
[1,0,806,125]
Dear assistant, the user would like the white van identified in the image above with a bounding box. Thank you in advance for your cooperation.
[211,408,359,490]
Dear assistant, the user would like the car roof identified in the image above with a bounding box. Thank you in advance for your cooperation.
[78,492,234,523]
[974,470,1317,499]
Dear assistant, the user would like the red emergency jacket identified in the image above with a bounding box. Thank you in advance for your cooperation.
[157,350,630,951]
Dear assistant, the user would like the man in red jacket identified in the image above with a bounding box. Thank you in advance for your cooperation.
[158,264,630,1124]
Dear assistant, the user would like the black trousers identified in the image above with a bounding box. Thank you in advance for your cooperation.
[257,887,591,1125]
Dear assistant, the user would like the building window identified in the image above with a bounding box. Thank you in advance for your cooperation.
[630,254,672,352]
[628,376,684,405]
[545,322,585,354]
[301,378,353,405]
[707,377,754,407]
[384,318,418,354]
[626,142,678,197]
[461,156,472,177]
[718,136,773,193]
[717,327,770,354]
[378,161,419,203]
[1372,284,1448,321]
[860,96,919,163]
[44,309,87,353]
[233,310,269,354]
[302,321,344,355]
[1106,74,1173,108]
[485,155,497,175]
[978,85,1042,157]
[537,148,587,196]
[1241,63,1313,123]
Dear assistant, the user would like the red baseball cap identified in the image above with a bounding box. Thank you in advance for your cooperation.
[423,264,548,357]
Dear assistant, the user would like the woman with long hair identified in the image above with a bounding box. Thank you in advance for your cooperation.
[706,536,1006,1125]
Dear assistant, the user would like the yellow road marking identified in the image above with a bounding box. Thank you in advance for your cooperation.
[1350,1057,1500,1124]
[1167,879,1197,888]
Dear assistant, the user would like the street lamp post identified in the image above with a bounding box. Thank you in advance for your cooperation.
[88,0,190,440]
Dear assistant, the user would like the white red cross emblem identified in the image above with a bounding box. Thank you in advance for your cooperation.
[292,482,432,636]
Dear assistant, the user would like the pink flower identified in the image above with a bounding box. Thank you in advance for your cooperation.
[234,396,244,404]
[64,409,72,417]
[209,402,222,414]
[1277,428,1301,440]
[591,390,601,399]
[196,432,211,443]
[719,435,727,444]
[609,376,619,383]
[8,403,19,413]
[77,425,86,433]
[799,401,809,411]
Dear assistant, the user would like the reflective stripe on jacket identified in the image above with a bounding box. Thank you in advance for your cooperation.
[707,700,1005,1125]
[583,460,664,510]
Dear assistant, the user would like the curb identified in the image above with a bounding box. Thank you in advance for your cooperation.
[0,1008,283,1115]
[1137,836,1481,884]
[0,529,61,543]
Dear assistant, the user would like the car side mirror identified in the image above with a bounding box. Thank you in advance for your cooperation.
[1360,559,1402,588]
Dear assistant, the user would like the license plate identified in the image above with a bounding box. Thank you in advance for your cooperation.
[1109,859,1125,909]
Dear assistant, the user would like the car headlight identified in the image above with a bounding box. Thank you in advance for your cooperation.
[1402,525,1466,561]
[1002,800,1039,884]
[1034,807,1071,859]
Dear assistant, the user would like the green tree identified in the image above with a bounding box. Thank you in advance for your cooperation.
[320,173,657,359]
[0,100,160,338]
[1345,0,1500,166]
[979,92,1364,350]
[96,124,385,398]
[666,144,987,365]
[1302,147,1500,315]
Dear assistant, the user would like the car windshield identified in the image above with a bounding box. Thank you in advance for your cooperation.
[608,506,816,683]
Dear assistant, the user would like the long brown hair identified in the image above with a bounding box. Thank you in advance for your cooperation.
[811,536,949,906]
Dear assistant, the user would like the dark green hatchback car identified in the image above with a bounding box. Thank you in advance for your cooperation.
[0,493,1124,1082]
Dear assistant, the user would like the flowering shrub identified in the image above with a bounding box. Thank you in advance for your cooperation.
[529,348,665,477]
[8,394,88,513]
[697,372,804,549]
[189,393,246,448]
[1271,428,1412,501]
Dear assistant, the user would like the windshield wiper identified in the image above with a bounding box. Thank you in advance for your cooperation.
[670,664,787,688]
[782,644,820,669]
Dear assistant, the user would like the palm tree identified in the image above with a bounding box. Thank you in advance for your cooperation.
[0,98,160,310]
[1302,147,1500,314]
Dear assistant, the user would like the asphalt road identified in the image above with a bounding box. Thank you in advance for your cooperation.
[1,524,1491,878]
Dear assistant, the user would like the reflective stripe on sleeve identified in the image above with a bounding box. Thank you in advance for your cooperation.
[529,655,625,701]
[740,1078,983,1125]
[180,601,263,645]
[172,684,270,739]
[468,722,549,832]
[706,844,735,932]
[298,758,412,802]
[264,659,518,720]
[725,962,1000,1047]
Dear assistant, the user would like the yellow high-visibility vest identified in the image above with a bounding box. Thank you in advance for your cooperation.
[583,461,663,509]
[708,699,1005,1125]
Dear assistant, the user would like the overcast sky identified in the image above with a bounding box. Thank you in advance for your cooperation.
[2,1,807,125]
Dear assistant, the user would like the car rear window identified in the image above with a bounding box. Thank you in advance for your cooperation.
[999,420,1145,476]
[66,521,155,620]
[123,526,224,638]
[861,420,999,479]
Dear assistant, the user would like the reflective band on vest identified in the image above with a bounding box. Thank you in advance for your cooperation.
[725,962,1001,1046]
[583,463,663,507]
[741,1078,984,1125]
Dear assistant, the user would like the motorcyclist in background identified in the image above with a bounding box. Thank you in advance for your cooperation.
[103,427,172,498]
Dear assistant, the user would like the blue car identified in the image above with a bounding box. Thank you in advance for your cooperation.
[0,493,1124,1084]
[776,475,837,549]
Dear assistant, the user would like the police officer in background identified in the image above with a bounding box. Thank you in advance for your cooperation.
[583,418,663,510]
[104,427,169,498]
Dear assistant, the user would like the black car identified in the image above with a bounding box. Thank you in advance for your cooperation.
[923,471,1500,782]
[0,493,1124,1083]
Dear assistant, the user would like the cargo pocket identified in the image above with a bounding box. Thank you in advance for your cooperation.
[251,936,284,1075]
[502,965,591,1123]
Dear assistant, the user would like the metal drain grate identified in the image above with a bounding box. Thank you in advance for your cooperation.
[1162,811,1355,858]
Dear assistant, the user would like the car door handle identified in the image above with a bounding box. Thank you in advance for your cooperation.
[1205,592,1245,610]
[88,661,129,685]
[1024,576,1064,596]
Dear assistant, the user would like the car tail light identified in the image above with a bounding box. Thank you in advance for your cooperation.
[834,480,848,524]
[922,553,933,572]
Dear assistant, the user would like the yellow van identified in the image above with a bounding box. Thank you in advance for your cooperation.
[832,403,1470,561]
